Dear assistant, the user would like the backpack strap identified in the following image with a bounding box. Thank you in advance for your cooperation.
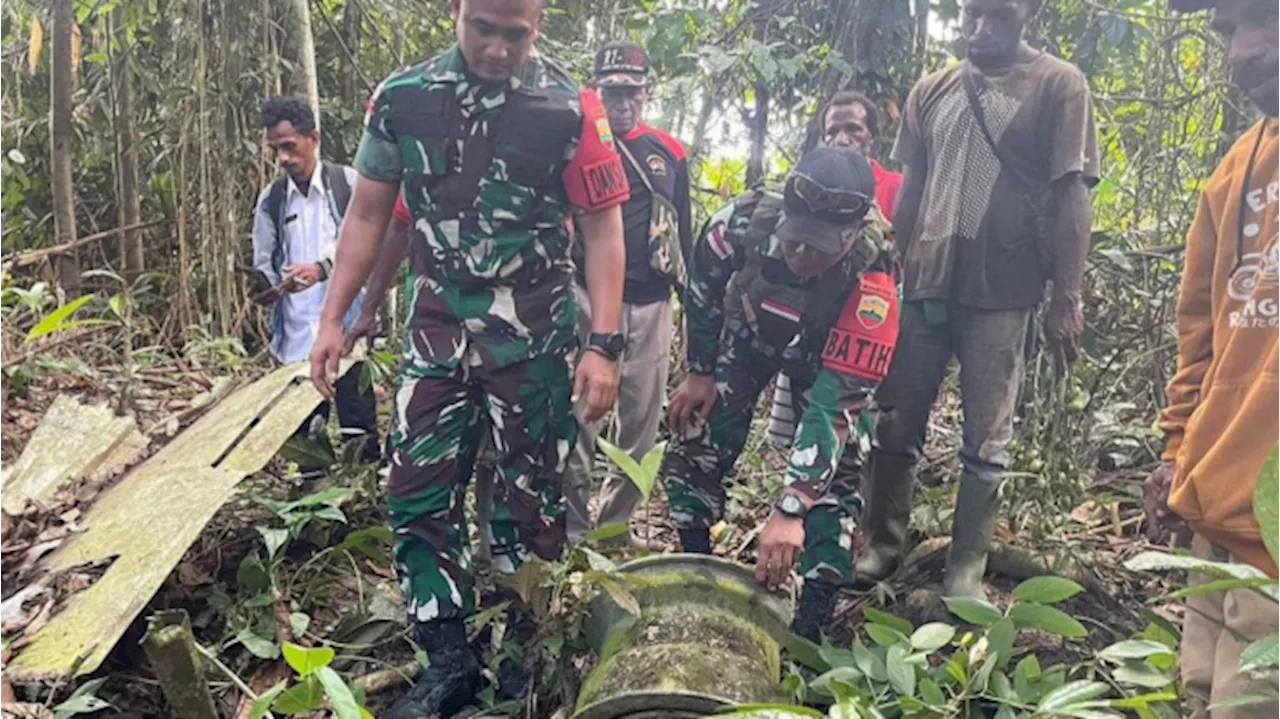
[263,176,290,271]
[323,163,352,218]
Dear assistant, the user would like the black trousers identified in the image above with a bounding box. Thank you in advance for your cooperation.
[299,362,380,463]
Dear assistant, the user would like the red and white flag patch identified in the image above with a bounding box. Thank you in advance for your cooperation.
[707,223,733,260]
[760,298,802,323]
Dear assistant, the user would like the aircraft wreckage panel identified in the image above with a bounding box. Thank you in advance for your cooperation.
[8,360,353,681]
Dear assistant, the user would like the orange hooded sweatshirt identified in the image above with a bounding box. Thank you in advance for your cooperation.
[1159,118,1278,578]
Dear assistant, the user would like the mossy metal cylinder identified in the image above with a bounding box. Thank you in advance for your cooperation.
[574,554,796,719]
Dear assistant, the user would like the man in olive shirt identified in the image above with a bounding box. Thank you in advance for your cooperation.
[857,0,1099,598]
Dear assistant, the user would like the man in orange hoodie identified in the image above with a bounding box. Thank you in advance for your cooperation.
[1144,0,1277,715]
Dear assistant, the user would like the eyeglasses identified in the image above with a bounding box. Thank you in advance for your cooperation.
[786,171,870,219]
[600,86,644,101]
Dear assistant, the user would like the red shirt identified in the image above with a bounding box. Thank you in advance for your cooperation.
[871,158,903,223]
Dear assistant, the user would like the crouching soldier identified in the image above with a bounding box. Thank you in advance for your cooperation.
[662,146,899,642]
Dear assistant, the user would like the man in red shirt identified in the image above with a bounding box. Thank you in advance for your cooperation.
[768,91,904,453]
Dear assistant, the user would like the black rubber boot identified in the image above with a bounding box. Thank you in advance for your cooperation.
[494,605,535,702]
[385,619,482,719]
[678,527,712,554]
[790,579,839,644]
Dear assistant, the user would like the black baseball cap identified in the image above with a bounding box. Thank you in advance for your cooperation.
[775,147,876,254]
[593,41,650,87]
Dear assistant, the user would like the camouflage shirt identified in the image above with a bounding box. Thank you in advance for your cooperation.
[685,190,899,498]
[355,46,628,371]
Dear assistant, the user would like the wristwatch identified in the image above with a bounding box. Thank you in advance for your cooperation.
[587,332,625,361]
[774,493,808,519]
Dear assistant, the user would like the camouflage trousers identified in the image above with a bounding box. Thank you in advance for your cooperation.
[386,349,576,623]
[662,335,872,585]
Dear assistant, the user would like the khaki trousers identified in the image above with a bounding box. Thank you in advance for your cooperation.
[1182,534,1279,719]
[564,284,673,541]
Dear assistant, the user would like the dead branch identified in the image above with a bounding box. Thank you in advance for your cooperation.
[3,220,166,270]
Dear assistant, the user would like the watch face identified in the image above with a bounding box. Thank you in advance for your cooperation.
[778,494,804,516]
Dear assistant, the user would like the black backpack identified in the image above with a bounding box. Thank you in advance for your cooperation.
[263,162,353,241]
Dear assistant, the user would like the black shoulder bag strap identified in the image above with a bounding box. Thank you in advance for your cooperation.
[960,66,1035,191]
[323,163,352,217]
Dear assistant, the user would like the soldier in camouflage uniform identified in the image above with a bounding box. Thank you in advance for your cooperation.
[308,0,630,714]
[663,147,899,643]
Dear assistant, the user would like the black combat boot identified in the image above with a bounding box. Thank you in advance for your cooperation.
[678,527,712,554]
[790,579,839,644]
[385,619,482,719]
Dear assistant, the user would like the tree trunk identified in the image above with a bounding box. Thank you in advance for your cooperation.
[746,82,770,186]
[111,7,144,274]
[341,0,360,110]
[50,0,80,292]
[289,0,321,131]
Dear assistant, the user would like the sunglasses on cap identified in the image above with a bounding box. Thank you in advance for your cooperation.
[600,86,645,101]
[785,171,870,221]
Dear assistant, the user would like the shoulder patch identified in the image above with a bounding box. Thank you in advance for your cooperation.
[822,271,899,381]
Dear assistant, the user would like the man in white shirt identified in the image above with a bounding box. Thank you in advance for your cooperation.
[250,97,379,463]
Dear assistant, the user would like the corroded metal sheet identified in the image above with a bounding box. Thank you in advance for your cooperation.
[7,360,354,681]
[1,396,144,513]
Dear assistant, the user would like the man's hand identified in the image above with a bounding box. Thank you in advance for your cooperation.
[668,374,717,434]
[343,311,379,355]
[573,350,619,424]
[283,263,324,293]
[309,320,346,399]
[756,511,805,589]
[1142,461,1185,544]
[1045,291,1083,370]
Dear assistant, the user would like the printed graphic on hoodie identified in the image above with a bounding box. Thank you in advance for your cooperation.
[1228,179,1279,329]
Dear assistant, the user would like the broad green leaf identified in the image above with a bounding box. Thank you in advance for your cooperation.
[52,683,113,719]
[315,666,364,719]
[1014,654,1041,703]
[598,438,645,493]
[246,681,286,719]
[990,670,1014,700]
[1097,639,1176,662]
[580,546,617,573]
[995,707,1018,719]
[258,527,290,559]
[944,654,968,686]
[585,522,630,543]
[943,596,1002,626]
[717,705,825,718]
[597,576,641,616]
[1008,602,1088,638]
[635,440,666,502]
[1164,576,1279,602]
[1012,576,1085,605]
[785,633,829,672]
[1255,445,1279,564]
[852,640,888,683]
[886,645,916,697]
[865,623,910,648]
[973,652,999,692]
[1125,552,1270,581]
[238,630,281,660]
[272,676,325,714]
[919,677,946,707]
[863,606,915,635]
[26,294,99,341]
[312,506,348,523]
[1109,690,1177,709]
[987,617,1015,669]
[282,642,335,677]
[810,666,864,698]
[818,644,859,670]
[291,487,354,508]
[1036,680,1111,712]
[909,623,956,653]
[1239,634,1279,673]
[289,612,310,638]
[278,435,335,471]
[1112,660,1173,688]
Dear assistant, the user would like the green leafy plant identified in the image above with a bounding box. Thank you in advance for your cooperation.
[246,642,373,719]
[51,677,114,718]
[734,576,1178,719]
